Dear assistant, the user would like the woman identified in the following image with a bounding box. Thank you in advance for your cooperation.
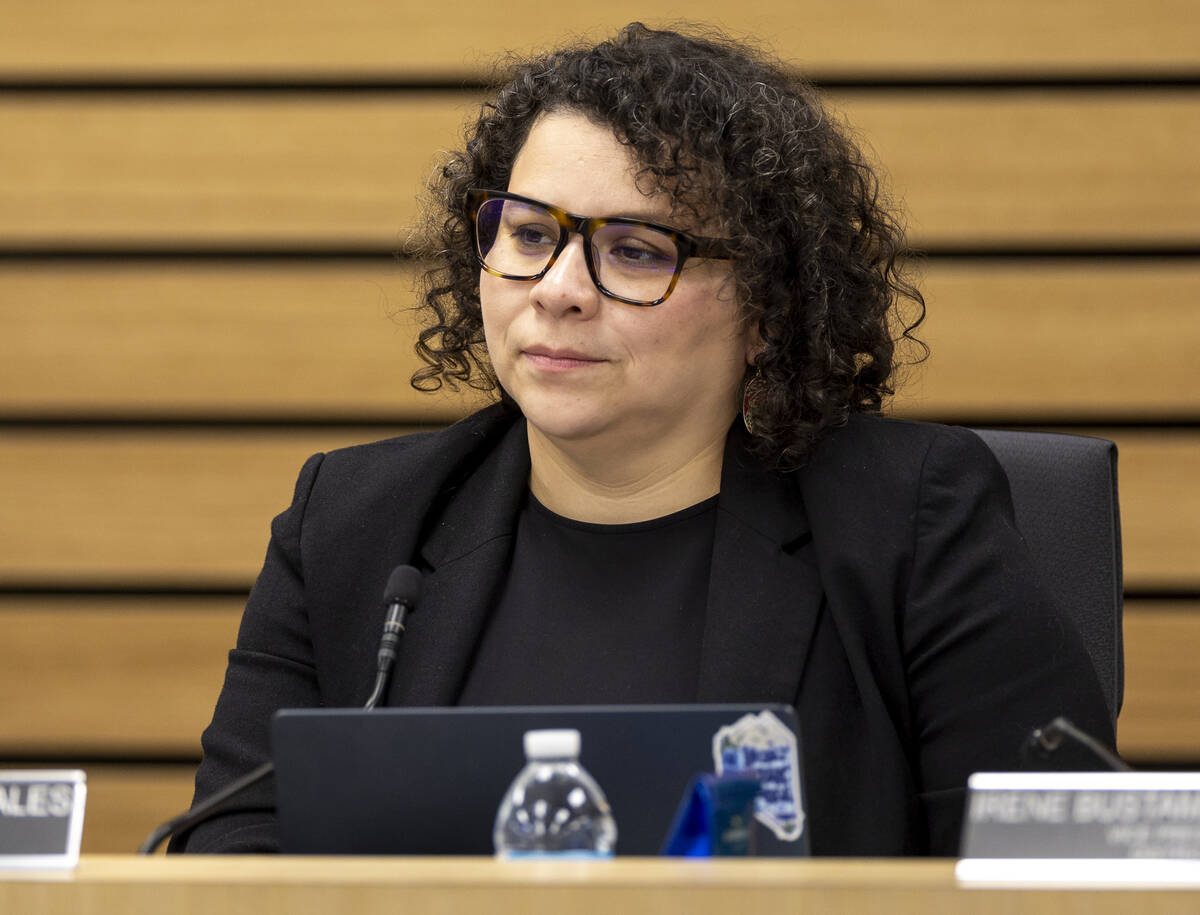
[175,23,1114,855]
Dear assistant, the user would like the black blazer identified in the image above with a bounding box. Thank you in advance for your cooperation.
[175,405,1114,855]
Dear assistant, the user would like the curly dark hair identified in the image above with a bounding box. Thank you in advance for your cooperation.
[411,22,926,465]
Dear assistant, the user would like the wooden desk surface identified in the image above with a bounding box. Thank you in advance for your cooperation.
[3,856,1200,914]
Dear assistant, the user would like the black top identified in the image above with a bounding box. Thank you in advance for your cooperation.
[458,493,717,705]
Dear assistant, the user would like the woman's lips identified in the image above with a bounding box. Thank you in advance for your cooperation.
[522,348,606,371]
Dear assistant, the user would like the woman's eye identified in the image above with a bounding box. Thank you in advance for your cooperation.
[607,239,675,269]
[511,224,558,249]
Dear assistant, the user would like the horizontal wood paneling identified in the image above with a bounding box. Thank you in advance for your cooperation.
[1120,601,1200,761]
[2,92,1197,248]
[895,260,1200,420]
[0,597,1193,765]
[0,429,411,587]
[3,260,1197,421]
[0,93,465,249]
[0,261,477,422]
[1114,433,1200,590]
[0,0,1194,831]
[0,597,241,754]
[80,765,197,854]
[844,92,1200,246]
[0,429,1194,589]
[4,1,1198,78]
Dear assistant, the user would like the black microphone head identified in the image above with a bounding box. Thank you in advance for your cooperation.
[384,564,423,608]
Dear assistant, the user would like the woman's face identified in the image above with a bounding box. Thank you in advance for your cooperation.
[480,110,757,455]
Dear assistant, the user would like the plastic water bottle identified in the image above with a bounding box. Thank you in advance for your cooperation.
[494,728,617,858]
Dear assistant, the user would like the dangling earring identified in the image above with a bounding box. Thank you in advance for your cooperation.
[741,366,765,435]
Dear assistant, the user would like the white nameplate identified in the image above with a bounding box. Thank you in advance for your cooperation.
[957,772,1200,886]
[0,770,87,868]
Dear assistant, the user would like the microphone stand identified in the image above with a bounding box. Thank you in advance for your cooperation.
[138,566,423,854]
[1024,716,1132,772]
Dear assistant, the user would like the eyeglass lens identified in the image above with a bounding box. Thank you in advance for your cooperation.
[474,197,681,304]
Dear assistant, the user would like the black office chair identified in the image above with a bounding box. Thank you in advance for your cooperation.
[971,429,1124,724]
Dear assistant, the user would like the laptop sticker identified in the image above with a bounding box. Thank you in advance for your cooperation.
[712,711,804,842]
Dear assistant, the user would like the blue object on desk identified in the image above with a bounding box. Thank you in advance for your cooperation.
[661,773,760,856]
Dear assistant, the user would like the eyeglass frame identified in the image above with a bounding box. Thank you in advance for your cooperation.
[466,188,734,307]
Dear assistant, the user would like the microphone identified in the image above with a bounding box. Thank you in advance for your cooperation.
[1023,716,1132,772]
[363,565,423,710]
[138,564,424,854]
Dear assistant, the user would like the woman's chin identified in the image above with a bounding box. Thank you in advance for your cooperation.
[523,410,615,446]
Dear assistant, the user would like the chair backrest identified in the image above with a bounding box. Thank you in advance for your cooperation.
[970,428,1124,723]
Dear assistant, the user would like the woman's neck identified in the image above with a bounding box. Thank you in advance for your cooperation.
[526,422,729,524]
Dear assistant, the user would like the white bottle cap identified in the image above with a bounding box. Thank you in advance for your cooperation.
[523,728,581,760]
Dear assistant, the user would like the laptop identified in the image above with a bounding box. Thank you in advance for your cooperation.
[272,704,807,856]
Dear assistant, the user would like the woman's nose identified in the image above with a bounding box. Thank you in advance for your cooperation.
[530,234,602,317]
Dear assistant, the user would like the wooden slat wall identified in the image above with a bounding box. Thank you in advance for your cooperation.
[2,92,1198,248]
[3,259,1199,421]
[0,599,242,755]
[7,598,1200,762]
[2,0,1198,852]
[0,428,1193,591]
[3,2,1198,77]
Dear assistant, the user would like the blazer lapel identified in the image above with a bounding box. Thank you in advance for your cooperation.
[386,419,531,706]
[697,428,824,702]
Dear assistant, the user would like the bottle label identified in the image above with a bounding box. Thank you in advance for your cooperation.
[498,849,615,860]
[712,711,804,842]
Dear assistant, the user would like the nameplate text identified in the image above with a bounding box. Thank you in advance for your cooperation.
[0,770,87,868]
